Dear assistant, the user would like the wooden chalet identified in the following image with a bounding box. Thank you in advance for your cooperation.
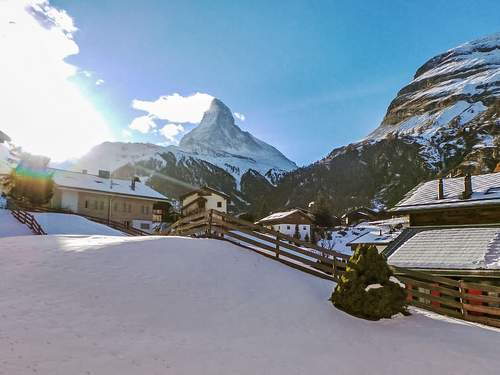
[180,186,230,217]
[341,207,381,226]
[384,172,500,282]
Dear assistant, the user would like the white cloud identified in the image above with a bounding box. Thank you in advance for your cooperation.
[0,0,113,161]
[159,123,185,144]
[132,92,214,124]
[129,115,157,134]
[95,79,104,86]
[234,112,246,121]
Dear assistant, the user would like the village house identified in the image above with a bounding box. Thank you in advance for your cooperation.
[346,217,408,253]
[48,168,170,233]
[341,207,381,226]
[383,172,500,282]
[180,186,230,217]
[256,208,314,241]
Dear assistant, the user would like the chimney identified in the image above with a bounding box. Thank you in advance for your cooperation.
[131,176,140,191]
[437,178,444,199]
[462,174,472,199]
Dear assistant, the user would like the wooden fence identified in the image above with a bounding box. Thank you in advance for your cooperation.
[11,209,46,235]
[170,209,350,281]
[392,266,500,328]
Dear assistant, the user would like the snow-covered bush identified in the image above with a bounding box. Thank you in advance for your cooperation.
[330,244,408,320]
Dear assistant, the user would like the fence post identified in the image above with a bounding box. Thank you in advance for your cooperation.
[275,233,280,258]
[207,209,213,238]
[459,280,468,319]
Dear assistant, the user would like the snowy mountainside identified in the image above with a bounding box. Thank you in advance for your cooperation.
[269,33,500,214]
[368,32,499,140]
[72,142,168,174]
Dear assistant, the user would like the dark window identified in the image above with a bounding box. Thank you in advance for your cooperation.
[140,223,150,230]
[84,200,88,208]
[287,225,291,230]
[303,226,307,230]
[217,201,222,208]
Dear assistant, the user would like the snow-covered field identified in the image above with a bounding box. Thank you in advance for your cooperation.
[0,235,498,374]
[31,212,125,236]
[0,209,33,237]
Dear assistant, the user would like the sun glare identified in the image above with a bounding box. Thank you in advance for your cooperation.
[0,0,113,162]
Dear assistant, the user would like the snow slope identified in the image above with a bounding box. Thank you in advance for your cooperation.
[0,209,33,237]
[31,212,125,236]
[0,235,498,374]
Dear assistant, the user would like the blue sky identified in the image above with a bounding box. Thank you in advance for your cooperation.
[50,0,500,165]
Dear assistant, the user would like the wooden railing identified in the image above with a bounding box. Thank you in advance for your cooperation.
[11,209,46,235]
[392,266,500,328]
[84,215,150,237]
[170,209,350,281]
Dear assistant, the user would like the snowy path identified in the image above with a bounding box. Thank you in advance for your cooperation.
[0,209,32,237]
[0,235,498,375]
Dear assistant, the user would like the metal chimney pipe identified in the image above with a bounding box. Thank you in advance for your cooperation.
[437,178,444,199]
[462,174,472,199]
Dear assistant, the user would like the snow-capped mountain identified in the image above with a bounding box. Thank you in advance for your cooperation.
[66,98,296,207]
[178,98,296,180]
[268,33,500,214]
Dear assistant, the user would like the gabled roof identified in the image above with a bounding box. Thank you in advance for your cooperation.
[50,168,169,201]
[392,172,500,213]
[256,209,314,225]
[179,186,230,201]
[386,226,500,270]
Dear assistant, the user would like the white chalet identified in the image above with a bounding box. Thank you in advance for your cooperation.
[256,209,314,240]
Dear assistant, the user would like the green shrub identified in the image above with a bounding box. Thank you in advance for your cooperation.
[330,244,408,320]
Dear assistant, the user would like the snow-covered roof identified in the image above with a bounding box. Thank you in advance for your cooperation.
[50,168,168,201]
[347,231,398,246]
[392,172,500,212]
[387,227,500,270]
[179,186,230,201]
[256,209,313,224]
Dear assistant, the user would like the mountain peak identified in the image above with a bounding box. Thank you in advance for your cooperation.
[178,97,296,174]
[194,98,236,133]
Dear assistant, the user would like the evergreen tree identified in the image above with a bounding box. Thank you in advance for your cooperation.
[312,192,334,228]
[255,200,270,221]
[330,244,408,320]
